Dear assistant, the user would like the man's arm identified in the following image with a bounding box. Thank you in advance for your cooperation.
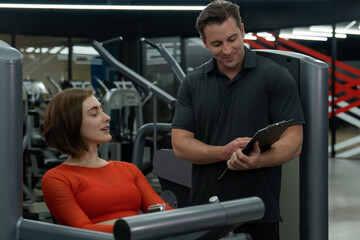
[227,124,303,170]
[171,128,250,165]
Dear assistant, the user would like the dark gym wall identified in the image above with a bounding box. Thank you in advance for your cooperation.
[1,1,360,40]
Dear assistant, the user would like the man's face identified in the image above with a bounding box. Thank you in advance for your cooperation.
[201,17,245,75]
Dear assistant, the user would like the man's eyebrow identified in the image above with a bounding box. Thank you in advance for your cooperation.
[209,33,238,44]
[227,33,238,39]
[210,40,221,44]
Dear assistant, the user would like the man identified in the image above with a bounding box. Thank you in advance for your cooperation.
[171,0,305,239]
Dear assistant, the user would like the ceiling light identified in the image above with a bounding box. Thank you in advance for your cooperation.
[343,20,357,30]
[256,32,273,38]
[0,3,205,11]
[49,47,63,54]
[335,34,347,39]
[73,46,99,56]
[254,32,275,41]
[310,24,360,36]
[279,34,328,41]
[59,48,69,55]
[293,30,332,37]
[336,29,360,35]
[309,26,332,33]
[265,36,276,41]
[25,47,34,53]
[244,33,257,40]
[292,30,346,39]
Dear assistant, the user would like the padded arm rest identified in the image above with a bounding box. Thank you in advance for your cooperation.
[114,197,264,240]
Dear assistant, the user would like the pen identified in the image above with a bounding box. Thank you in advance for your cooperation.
[218,168,228,180]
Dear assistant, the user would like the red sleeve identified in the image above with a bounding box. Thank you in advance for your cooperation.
[125,163,173,212]
[41,169,114,233]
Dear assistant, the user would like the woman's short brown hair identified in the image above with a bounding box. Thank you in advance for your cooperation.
[44,88,93,158]
[195,0,242,39]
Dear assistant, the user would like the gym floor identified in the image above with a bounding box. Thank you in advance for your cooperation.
[329,157,360,240]
[329,126,360,239]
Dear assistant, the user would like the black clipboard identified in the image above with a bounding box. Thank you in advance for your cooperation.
[242,119,295,155]
[218,119,296,180]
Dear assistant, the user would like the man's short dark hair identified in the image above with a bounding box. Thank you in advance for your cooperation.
[195,0,242,39]
[44,88,93,158]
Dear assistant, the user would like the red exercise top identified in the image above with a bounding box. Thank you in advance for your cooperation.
[42,161,170,233]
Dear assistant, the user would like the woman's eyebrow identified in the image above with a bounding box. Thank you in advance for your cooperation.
[86,105,100,112]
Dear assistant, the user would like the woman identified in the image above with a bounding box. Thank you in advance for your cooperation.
[41,88,171,233]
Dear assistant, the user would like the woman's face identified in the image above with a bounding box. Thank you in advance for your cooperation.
[80,95,112,146]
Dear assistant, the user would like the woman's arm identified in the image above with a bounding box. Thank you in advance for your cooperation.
[41,172,114,233]
[130,164,173,212]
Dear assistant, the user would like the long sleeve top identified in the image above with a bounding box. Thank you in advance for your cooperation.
[41,161,170,233]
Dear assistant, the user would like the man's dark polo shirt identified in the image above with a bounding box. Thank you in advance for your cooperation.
[172,47,305,223]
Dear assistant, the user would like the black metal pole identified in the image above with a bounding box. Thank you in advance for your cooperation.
[331,24,336,157]
[11,32,16,48]
[68,37,72,80]
[274,29,279,49]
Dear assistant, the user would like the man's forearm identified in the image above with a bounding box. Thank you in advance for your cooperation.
[172,135,225,164]
[258,125,303,168]
[171,128,234,164]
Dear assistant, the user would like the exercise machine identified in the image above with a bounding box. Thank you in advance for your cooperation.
[92,37,176,164]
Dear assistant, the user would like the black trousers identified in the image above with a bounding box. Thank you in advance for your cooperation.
[233,223,280,240]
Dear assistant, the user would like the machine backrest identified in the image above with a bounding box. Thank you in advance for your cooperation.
[152,149,192,208]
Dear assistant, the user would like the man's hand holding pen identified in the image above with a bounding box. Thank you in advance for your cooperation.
[222,137,252,160]
[218,137,253,180]
[226,141,261,170]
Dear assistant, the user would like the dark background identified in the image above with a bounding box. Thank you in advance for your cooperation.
[1,0,359,40]
[1,1,359,61]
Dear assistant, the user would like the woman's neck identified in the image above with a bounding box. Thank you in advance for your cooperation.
[64,145,108,168]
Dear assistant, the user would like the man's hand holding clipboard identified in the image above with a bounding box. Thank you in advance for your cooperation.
[218,119,296,180]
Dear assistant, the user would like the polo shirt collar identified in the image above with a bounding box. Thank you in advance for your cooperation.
[204,46,257,74]
[204,58,215,73]
[243,46,256,70]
